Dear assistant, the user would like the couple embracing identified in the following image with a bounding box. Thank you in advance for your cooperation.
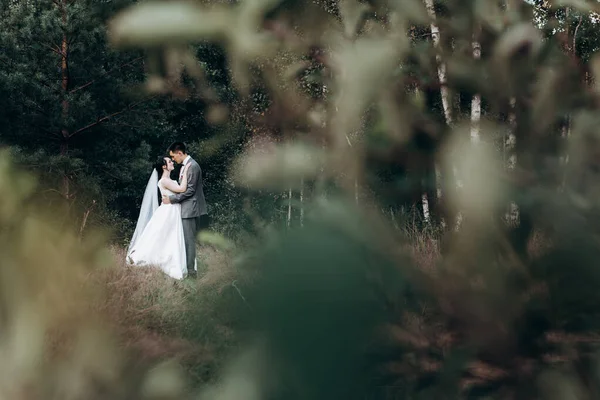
[127,142,208,280]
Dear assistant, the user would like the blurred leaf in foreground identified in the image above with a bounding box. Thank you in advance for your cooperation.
[245,198,407,399]
[0,151,187,399]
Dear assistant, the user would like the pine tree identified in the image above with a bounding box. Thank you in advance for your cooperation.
[0,0,173,234]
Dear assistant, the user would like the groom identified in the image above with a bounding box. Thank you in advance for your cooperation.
[162,142,208,278]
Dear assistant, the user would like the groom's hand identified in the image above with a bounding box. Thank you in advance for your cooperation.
[162,195,171,204]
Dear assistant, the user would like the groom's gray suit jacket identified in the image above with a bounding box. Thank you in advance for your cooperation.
[168,157,207,218]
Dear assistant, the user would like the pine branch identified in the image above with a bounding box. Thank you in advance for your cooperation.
[37,42,63,57]
[8,93,53,120]
[69,56,144,94]
[0,59,57,95]
[68,95,159,138]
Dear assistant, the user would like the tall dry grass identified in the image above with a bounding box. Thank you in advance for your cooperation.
[88,244,246,385]
[81,218,557,394]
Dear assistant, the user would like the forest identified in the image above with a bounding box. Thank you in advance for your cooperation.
[2,0,600,399]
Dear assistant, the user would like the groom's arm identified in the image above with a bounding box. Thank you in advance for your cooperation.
[169,162,200,204]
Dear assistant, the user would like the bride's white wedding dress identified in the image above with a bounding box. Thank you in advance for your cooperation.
[127,179,188,280]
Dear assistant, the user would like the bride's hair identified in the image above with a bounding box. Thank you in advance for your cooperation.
[153,156,168,177]
[153,156,168,205]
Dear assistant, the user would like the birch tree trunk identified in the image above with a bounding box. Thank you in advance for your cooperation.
[409,85,433,223]
[421,193,430,222]
[287,187,292,228]
[470,34,481,143]
[344,134,359,205]
[505,97,518,224]
[458,30,482,231]
[300,177,304,227]
[423,0,452,126]
[423,0,456,231]
[558,13,581,189]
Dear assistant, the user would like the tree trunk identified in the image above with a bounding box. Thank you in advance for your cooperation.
[423,0,452,126]
[412,85,437,224]
[470,33,481,143]
[505,97,518,224]
[344,133,359,205]
[557,13,582,192]
[60,0,69,140]
[423,0,456,233]
[421,193,431,222]
[453,29,482,231]
[59,0,70,198]
[287,187,292,228]
[300,177,304,227]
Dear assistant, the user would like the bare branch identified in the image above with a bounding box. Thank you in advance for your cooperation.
[68,95,159,138]
[69,56,144,94]
[32,42,63,56]
[79,200,96,238]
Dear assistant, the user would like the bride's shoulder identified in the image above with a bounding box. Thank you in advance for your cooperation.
[158,177,176,185]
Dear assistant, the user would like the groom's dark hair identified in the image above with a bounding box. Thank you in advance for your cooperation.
[168,142,186,154]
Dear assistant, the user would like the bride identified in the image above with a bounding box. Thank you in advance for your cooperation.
[127,156,193,280]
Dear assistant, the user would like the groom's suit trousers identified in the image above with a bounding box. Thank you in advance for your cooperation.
[182,216,201,273]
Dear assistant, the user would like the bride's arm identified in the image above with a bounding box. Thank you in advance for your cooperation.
[160,165,190,193]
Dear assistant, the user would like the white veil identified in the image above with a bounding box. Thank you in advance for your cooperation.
[127,170,159,256]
